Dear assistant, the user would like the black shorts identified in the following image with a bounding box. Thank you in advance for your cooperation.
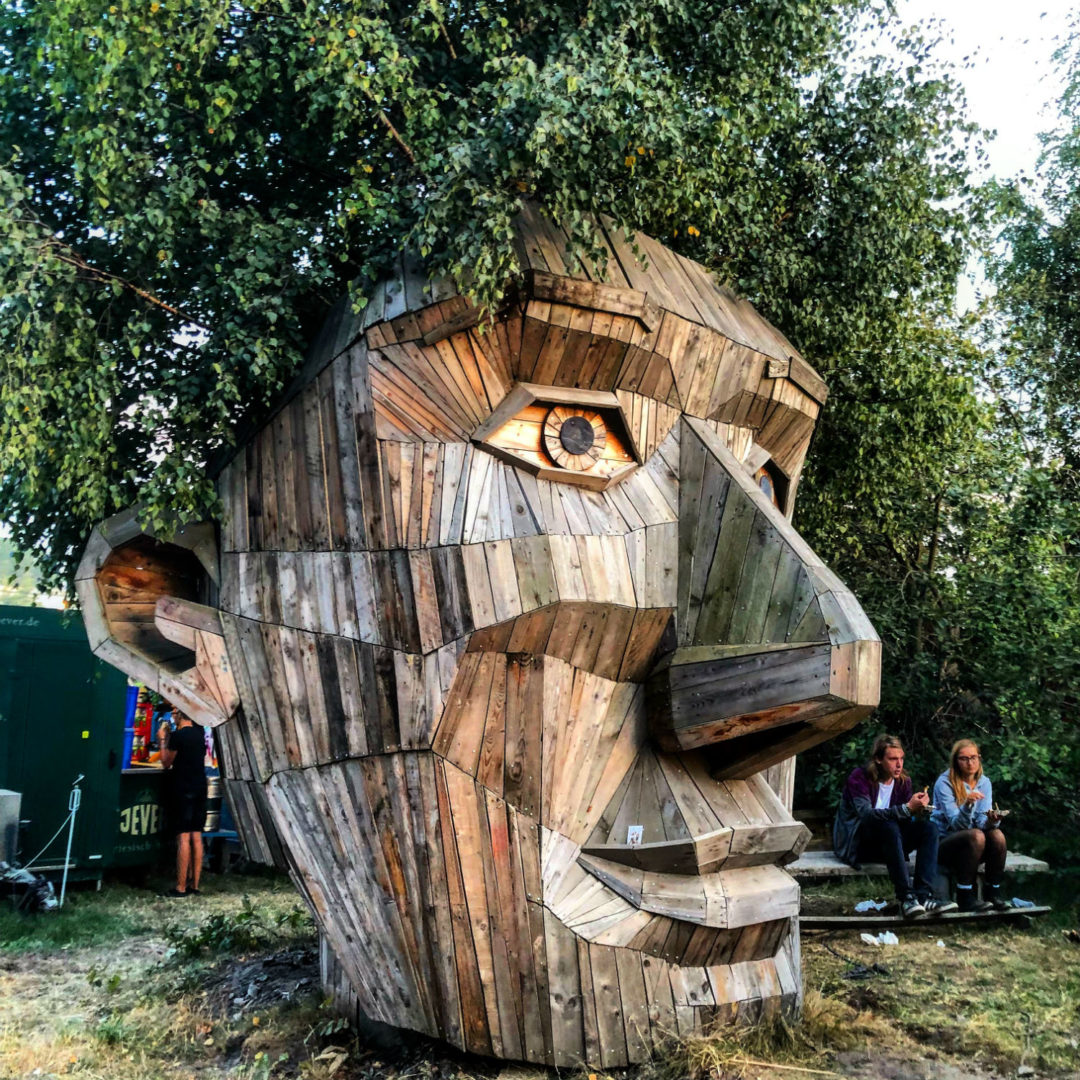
[170,787,207,835]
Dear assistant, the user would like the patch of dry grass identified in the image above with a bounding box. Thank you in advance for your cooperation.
[802,920,1080,1073]
[618,989,907,1080]
[3,872,1079,1079]
[0,874,338,1080]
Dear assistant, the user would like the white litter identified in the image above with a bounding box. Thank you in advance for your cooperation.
[936,940,945,948]
[854,899,889,912]
[859,931,899,946]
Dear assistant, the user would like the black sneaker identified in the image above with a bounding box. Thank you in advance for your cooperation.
[923,897,958,916]
[901,896,926,919]
[989,894,1013,911]
[955,888,978,913]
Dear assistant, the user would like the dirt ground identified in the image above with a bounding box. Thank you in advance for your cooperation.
[1,872,1077,1080]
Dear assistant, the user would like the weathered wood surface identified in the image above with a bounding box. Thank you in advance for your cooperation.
[79,209,886,1065]
[790,850,1049,879]
[800,907,1052,930]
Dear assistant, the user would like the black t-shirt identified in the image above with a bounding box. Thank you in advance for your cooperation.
[166,724,207,792]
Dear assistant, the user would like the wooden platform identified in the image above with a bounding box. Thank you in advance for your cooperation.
[800,905,1051,930]
[789,849,1049,878]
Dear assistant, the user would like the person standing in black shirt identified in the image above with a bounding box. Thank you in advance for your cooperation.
[158,709,207,897]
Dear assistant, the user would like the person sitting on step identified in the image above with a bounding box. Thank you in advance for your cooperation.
[932,739,1010,912]
[833,734,957,919]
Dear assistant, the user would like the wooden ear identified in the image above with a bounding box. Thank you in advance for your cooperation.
[75,510,237,727]
[154,596,240,727]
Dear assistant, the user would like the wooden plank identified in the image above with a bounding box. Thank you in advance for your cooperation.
[502,654,543,819]
[790,849,1050,878]
[475,656,507,796]
[477,790,525,1061]
[543,908,584,1066]
[692,483,756,645]
[484,541,523,623]
[525,270,659,331]
[614,948,652,1063]
[800,907,1052,930]
[588,944,628,1069]
[442,762,503,1055]
[434,760,491,1054]
[508,809,553,1063]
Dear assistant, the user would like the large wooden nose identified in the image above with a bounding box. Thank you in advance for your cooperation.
[645,418,880,778]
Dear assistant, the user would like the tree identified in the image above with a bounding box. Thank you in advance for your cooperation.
[795,331,1080,860]
[1,0,984,589]
[990,24,1080,478]
[792,23,1080,860]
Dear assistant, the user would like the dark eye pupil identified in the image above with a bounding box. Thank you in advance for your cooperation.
[559,415,595,454]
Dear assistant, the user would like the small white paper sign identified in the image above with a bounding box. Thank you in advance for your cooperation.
[626,825,644,847]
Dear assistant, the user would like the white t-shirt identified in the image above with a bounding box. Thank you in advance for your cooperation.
[875,780,894,810]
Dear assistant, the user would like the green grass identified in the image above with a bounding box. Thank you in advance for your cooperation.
[801,878,1080,1074]
[0,872,335,1080]
[0,882,153,951]
[0,871,311,953]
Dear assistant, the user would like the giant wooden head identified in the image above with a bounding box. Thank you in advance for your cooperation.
[78,208,879,1066]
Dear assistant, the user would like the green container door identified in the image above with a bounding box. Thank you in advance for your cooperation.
[0,606,129,878]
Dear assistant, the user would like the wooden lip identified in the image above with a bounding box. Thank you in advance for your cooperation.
[580,827,734,875]
[575,853,802,930]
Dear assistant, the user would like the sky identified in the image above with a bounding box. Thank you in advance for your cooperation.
[886,0,1075,308]
[897,0,1075,182]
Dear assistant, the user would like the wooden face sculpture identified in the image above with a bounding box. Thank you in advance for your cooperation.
[78,209,879,1067]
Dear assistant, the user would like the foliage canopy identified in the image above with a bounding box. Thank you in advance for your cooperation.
[1,0,982,588]
[796,23,1080,858]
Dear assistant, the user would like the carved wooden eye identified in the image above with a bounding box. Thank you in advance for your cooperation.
[543,407,607,470]
[473,383,639,490]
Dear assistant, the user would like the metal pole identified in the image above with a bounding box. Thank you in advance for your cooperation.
[60,775,84,907]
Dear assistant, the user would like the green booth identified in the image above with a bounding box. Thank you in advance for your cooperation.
[0,604,168,880]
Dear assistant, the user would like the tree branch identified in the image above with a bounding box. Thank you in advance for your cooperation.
[363,87,418,165]
[436,19,458,60]
[48,242,213,332]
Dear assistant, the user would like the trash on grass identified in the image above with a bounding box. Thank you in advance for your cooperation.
[859,931,899,946]
[936,939,945,948]
[854,899,889,912]
[843,962,891,980]
[0,862,58,913]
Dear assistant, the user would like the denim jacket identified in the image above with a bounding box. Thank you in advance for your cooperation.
[931,772,999,834]
[833,767,914,867]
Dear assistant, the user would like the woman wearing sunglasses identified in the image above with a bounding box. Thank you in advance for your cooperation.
[932,740,1009,911]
